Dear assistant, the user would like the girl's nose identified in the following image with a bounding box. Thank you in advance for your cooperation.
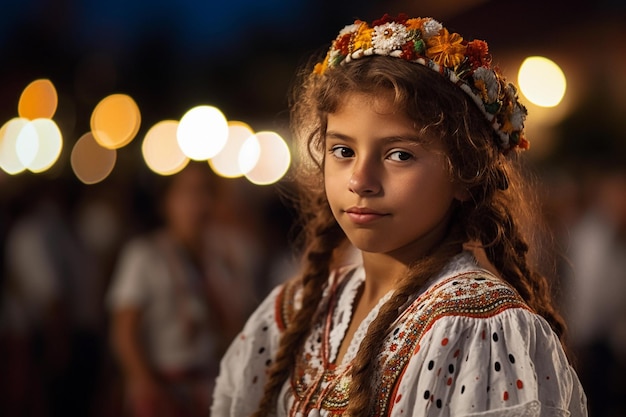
[349,160,381,196]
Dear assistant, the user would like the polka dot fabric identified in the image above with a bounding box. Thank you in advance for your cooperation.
[392,308,584,416]
[211,285,284,417]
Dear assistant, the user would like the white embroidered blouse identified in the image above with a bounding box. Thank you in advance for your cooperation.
[211,252,587,416]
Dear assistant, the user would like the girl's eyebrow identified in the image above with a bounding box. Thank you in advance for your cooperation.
[325,130,426,145]
[325,131,354,142]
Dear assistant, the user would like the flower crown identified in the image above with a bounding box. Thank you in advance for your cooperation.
[314,14,530,152]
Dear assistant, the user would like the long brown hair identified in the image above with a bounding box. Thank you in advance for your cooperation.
[253,55,566,416]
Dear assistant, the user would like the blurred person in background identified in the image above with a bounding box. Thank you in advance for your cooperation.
[0,178,103,417]
[563,165,626,417]
[107,162,255,417]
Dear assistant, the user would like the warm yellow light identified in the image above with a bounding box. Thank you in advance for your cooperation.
[177,105,228,160]
[243,131,291,185]
[27,119,63,173]
[71,132,117,184]
[90,94,141,149]
[518,56,566,108]
[18,79,58,120]
[0,118,29,174]
[209,121,254,178]
[142,120,189,176]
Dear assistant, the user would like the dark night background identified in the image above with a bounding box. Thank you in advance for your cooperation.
[1,1,625,416]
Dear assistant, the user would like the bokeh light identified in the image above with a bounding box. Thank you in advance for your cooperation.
[142,120,189,176]
[518,56,567,108]
[18,79,58,120]
[28,118,64,173]
[242,131,291,185]
[15,122,39,168]
[177,105,228,160]
[71,132,117,184]
[90,94,141,149]
[238,133,261,176]
[209,121,255,178]
[0,118,29,175]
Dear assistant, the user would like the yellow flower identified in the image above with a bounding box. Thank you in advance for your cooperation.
[426,28,467,68]
[352,23,374,52]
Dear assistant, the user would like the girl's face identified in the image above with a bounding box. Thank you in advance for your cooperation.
[324,91,464,264]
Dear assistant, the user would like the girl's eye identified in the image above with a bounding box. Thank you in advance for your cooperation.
[330,146,354,159]
[388,150,413,162]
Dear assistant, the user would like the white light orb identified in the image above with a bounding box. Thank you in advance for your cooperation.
[209,121,255,178]
[518,56,567,108]
[0,118,29,174]
[238,133,261,175]
[243,131,291,185]
[15,122,39,168]
[177,105,228,160]
[27,118,63,173]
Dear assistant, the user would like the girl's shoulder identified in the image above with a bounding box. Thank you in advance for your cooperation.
[420,270,531,319]
[417,251,531,317]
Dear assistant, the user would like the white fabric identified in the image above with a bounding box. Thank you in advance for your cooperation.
[211,252,587,417]
[107,236,216,370]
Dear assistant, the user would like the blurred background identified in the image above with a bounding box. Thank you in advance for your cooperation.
[0,0,624,416]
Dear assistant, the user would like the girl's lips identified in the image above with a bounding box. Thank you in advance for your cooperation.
[345,207,388,224]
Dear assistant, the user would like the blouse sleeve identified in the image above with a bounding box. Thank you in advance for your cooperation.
[393,308,587,417]
[211,285,284,417]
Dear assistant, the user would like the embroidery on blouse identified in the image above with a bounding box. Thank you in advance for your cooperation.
[281,268,531,416]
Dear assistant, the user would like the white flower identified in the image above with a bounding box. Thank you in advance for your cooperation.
[339,23,360,36]
[473,67,499,102]
[421,18,443,39]
[510,104,526,130]
[371,22,408,54]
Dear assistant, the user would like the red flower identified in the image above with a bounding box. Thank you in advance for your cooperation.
[372,13,408,26]
[466,39,491,69]
[401,40,417,60]
[335,33,352,55]
[518,136,530,150]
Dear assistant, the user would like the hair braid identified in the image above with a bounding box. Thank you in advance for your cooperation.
[468,190,567,339]
[252,202,346,416]
[346,231,465,416]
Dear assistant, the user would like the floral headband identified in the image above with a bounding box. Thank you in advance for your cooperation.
[314,14,530,152]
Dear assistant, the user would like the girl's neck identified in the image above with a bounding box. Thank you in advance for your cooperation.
[360,252,408,304]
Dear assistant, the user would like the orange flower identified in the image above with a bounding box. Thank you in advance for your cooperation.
[313,51,331,74]
[426,28,467,68]
[405,17,426,31]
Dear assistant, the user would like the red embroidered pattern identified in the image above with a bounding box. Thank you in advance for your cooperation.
[279,270,530,416]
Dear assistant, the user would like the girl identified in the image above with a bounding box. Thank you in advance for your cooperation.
[211,14,587,417]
